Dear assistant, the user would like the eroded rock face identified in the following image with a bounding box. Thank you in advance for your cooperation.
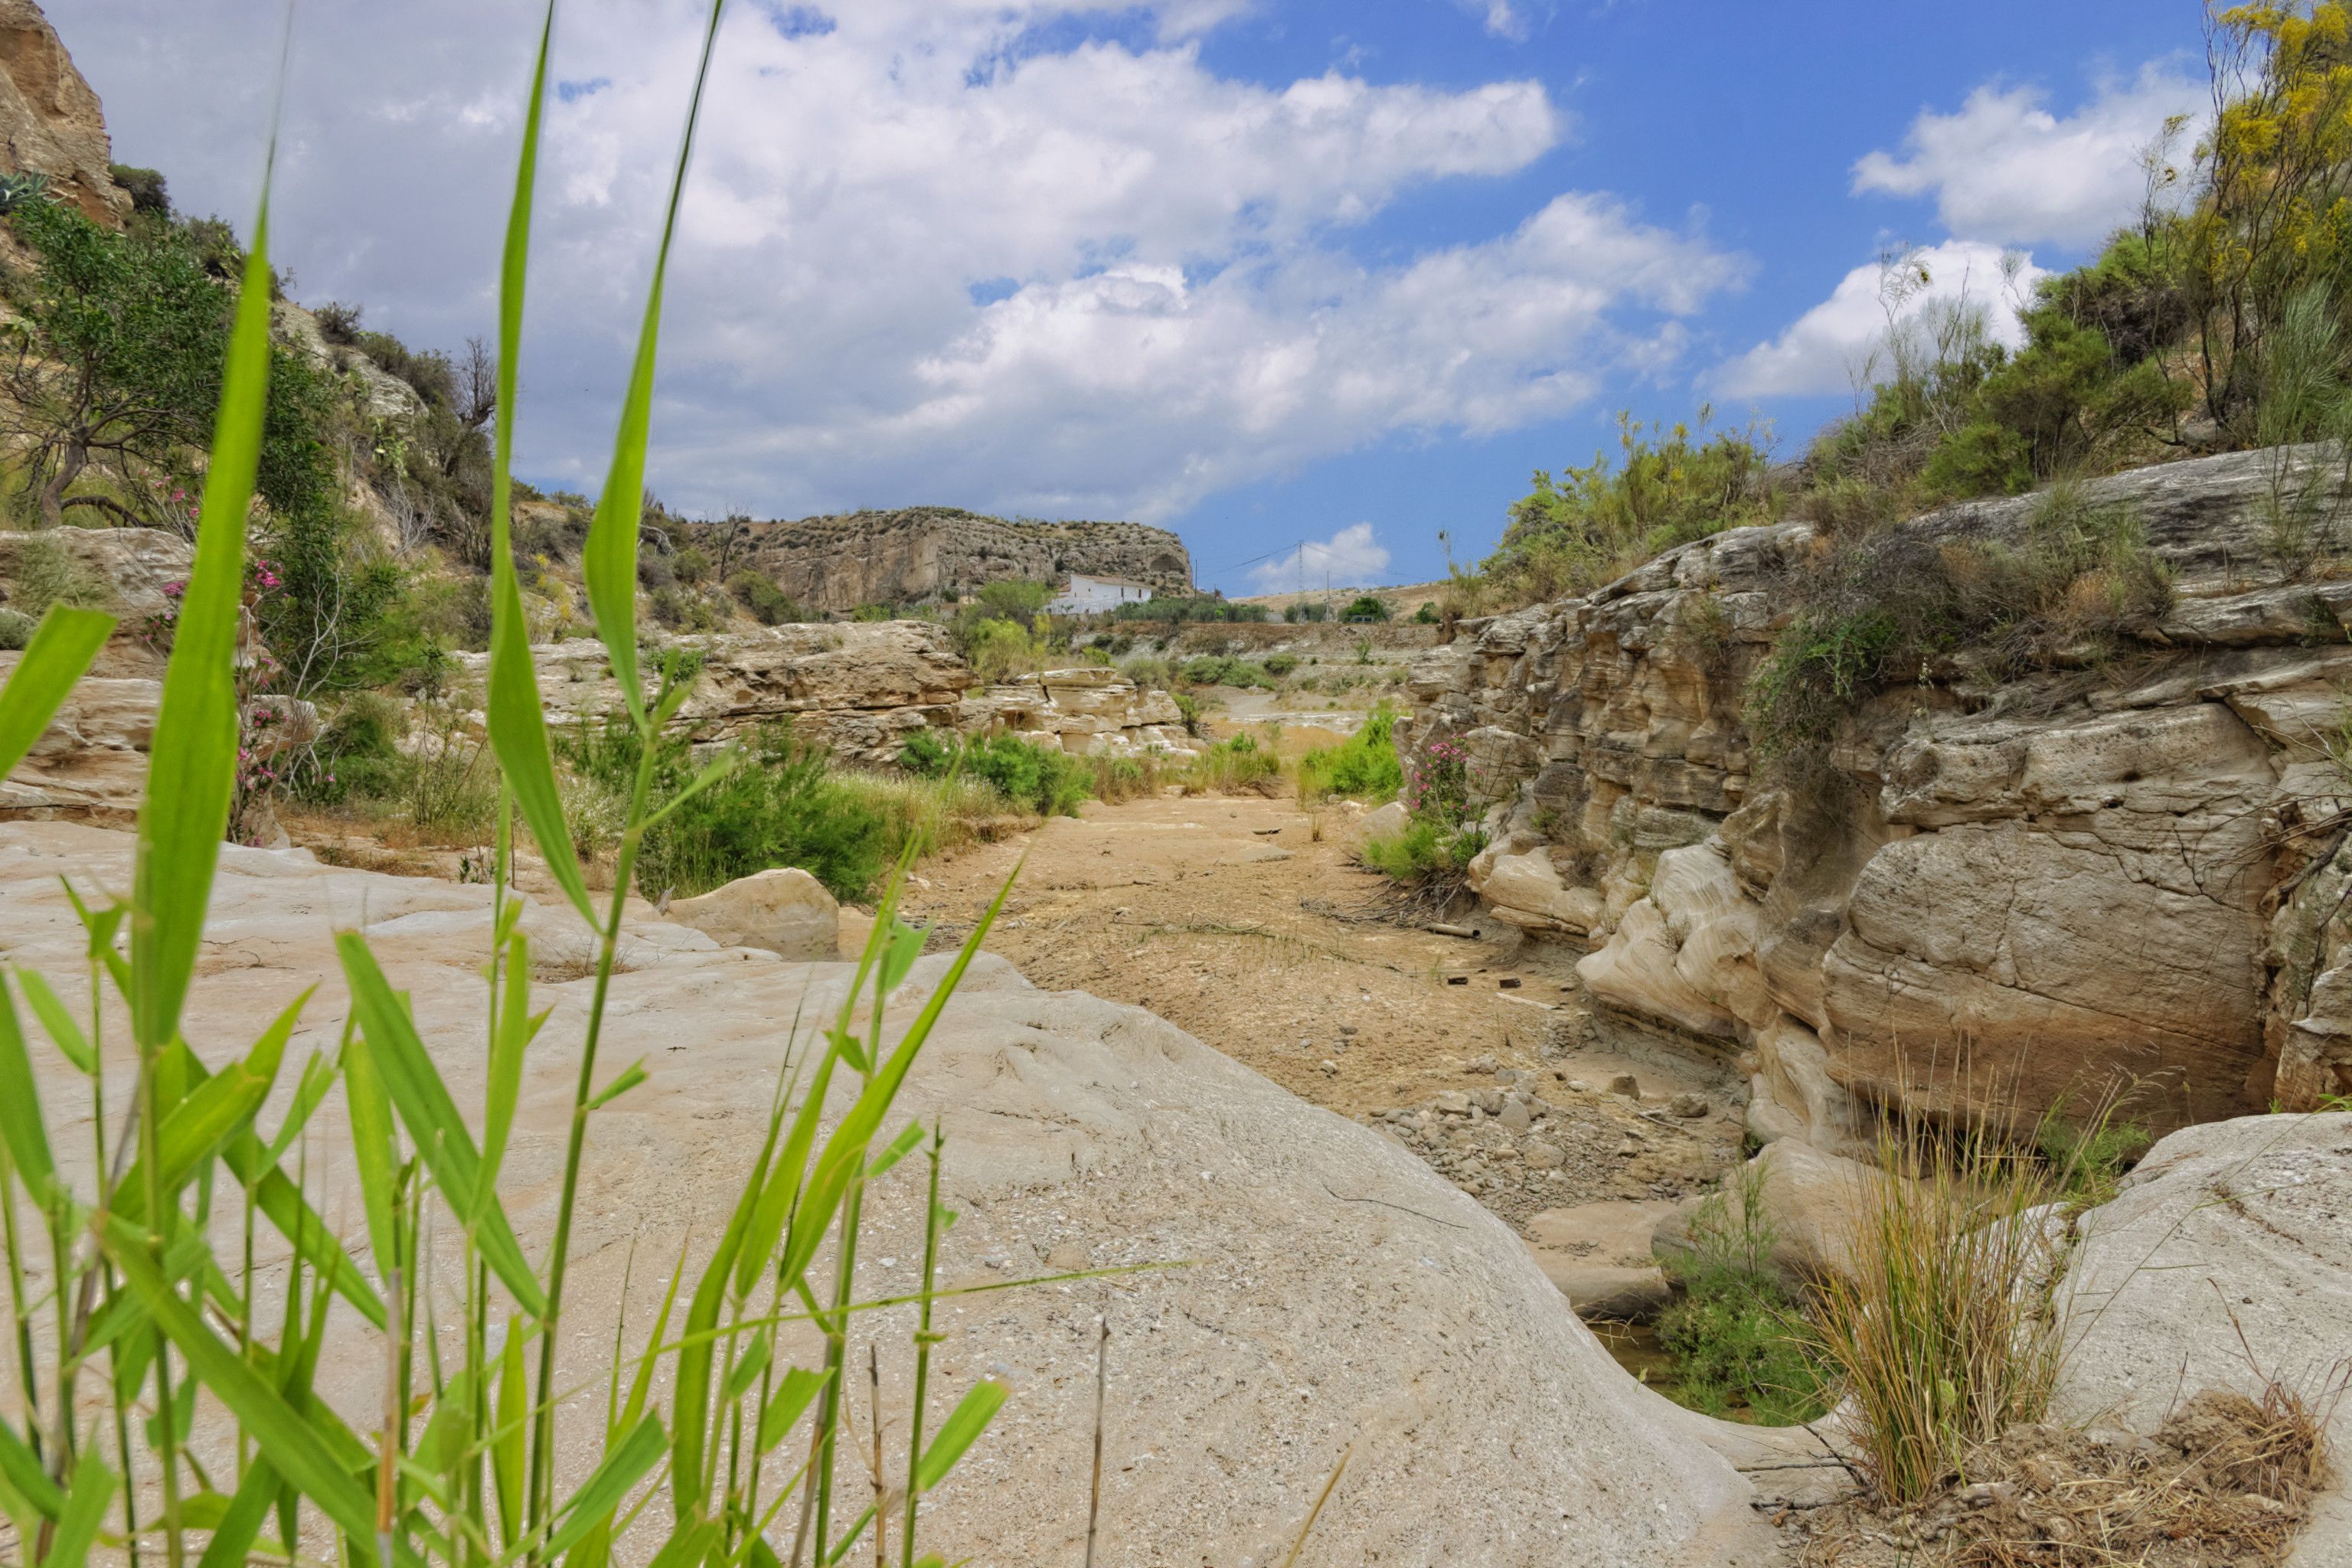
[0,1,131,226]
[450,626,1194,766]
[1410,448,2352,1132]
[737,506,1193,614]
[0,821,1779,1566]
[2053,1114,2352,1564]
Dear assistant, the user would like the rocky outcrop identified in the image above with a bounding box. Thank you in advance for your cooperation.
[2,818,1782,1565]
[2053,1112,2352,1564]
[735,507,1192,614]
[452,623,1194,765]
[0,2,131,226]
[1409,448,2352,1135]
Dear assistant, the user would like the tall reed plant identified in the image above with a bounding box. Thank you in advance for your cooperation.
[0,7,1024,1566]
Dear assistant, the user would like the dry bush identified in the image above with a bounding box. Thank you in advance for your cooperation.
[1800,1377,2344,1566]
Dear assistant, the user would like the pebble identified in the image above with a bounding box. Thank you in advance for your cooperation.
[1669,1091,1709,1119]
[1523,1139,1564,1169]
[1432,1090,1472,1115]
[1498,1099,1532,1132]
[1566,1079,1591,1094]
[1467,1055,1498,1074]
[1608,1073,1640,1098]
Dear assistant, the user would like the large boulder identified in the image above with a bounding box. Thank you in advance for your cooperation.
[2054,1114,2352,1564]
[2,821,1782,1565]
[666,865,839,959]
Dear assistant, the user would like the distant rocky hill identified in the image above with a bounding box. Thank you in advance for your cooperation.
[733,506,1191,613]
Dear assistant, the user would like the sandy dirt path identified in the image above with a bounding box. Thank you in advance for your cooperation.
[890,789,1749,1235]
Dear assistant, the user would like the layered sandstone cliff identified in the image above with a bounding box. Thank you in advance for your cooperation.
[450,622,1194,766]
[1408,446,2352,1138]
[736,507,1191,612]
[0,0,130,225]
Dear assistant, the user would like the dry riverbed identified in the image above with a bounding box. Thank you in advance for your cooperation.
[893,790,1749,1247]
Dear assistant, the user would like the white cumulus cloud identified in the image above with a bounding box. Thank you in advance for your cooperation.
[1250,522,1390,592]
[1714,241,2044,400]
[1851,64,2207,250]
[51,0,1736,523]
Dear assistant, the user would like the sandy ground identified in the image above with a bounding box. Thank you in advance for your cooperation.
[892,790,1749,1231]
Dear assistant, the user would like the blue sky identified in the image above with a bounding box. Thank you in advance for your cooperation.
[57,0,2207,593]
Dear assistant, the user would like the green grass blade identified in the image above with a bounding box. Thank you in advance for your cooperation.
[583,0,727,730]
[341,1032,402,1284]
[912,1380,1007,1493]
[112,993,307,1219]
[544,1414,665,1560]
[485,0,595,926]
[193,1458,279,1568]
[132,191,276,1052]
[0,975,57,1200]
[0,606,112,781]
[100,1214,402,1563]
[13,968,93,1076]
[668,1096,785,1517]
[36,1449,116,1568]
[753,1367,828,1458]
[493,1317,526,1548]
[583,1058,646,1112]
[719,1327,769,1406]
[864,1121,922,1181]
[475,936,532,1220]
[0,1413,61,1522]
[264,1047,340,1166]
[335,934,547,1314]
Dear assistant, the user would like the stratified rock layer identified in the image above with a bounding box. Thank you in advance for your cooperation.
[1410,448,2352,1131]
[737,506,1192,613]
[0,0,130,224]
[449,625,1193,766]
[0,822,1776,1566]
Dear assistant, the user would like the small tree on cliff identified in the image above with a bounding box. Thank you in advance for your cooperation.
[0,197,228,528]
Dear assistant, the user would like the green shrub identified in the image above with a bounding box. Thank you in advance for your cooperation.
[1178,654,1269,688]
[1341,595,1390,622]
[1655,1165,1829,1426]
[0,606,32,649]
[1413,601,1439,624]
[292,690,405,806]
[1298,701,1404,802]
[566,717,891,900]
[1285,599,1328,622]
[1747,488,2172,759]
[1360,818,1456,880]
[727,568,805,625]
[109,162,169,215]
[965,615,1047,682]
[1182,731,1280,793]
[1262,652,1299,676]
[1108,595,1266,624]
[1485,407,1775,609]
[898,729,1092,816]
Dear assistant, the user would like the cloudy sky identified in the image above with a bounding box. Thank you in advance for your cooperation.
[52,0,2203,591]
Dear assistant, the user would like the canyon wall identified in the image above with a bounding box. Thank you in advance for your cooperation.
[456,622,1196,766]
[1407,447,2352,1140]
[737,507,1192,612]
[0,0,131,226]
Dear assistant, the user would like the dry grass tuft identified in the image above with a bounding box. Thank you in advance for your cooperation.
[1799,1374,2343,1566]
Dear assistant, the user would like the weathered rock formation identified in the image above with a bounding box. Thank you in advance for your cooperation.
[0,1,131,226]
[452,623,1194,766]
[733,507,1191,613]
[2054,1112,2352,1565]
[1409,448,2352,1137]
[1,819,1780,1565]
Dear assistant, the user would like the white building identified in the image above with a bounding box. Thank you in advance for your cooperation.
[1045,573,1155,614]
